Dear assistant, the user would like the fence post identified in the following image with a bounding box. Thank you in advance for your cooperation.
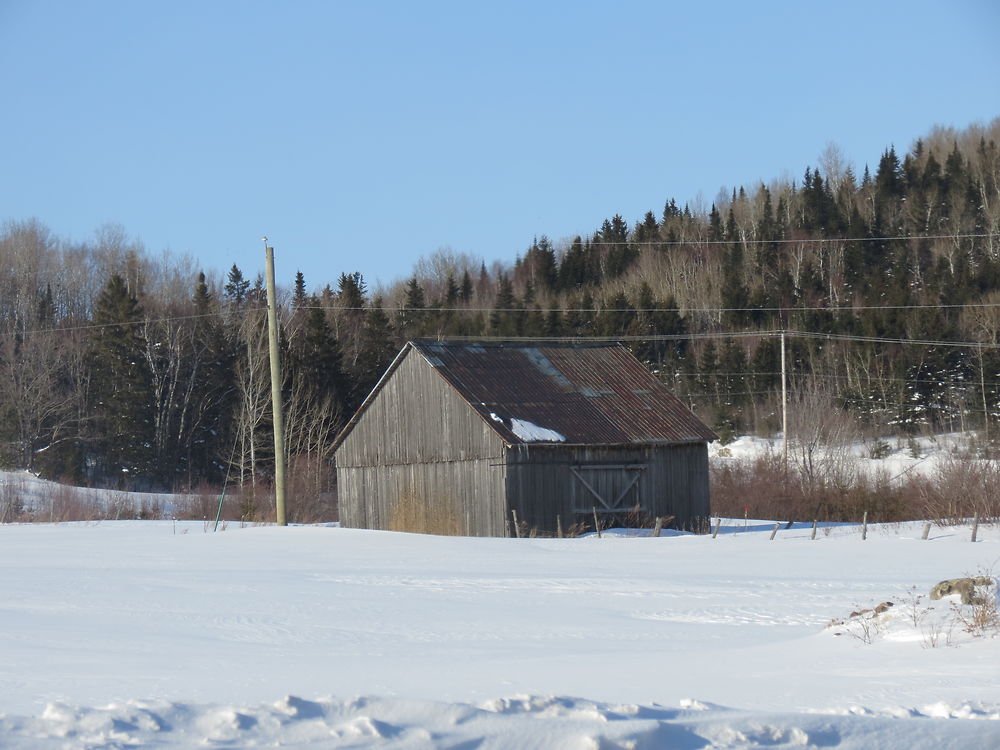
[653,517,663,537]
[861,511,868,541]
[556,514,563,539]
[922,522,931,540]
[971,514,980,543]
[592,507,602,538]
[811,519,818,540]
[712,518,721,538]
[770,522,780,541]
[511,509,521,539]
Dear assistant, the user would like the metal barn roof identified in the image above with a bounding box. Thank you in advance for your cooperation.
[410,341,717,446]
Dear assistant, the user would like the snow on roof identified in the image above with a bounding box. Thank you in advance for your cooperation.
[509,417,565,443]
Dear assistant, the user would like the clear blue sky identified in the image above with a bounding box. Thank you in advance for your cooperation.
[2,0,998,293]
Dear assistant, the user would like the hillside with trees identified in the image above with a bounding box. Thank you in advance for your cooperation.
[2,118,999,518]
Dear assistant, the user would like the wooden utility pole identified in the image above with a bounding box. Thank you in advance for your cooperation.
[781,329,788,471]
[264,239,287,526]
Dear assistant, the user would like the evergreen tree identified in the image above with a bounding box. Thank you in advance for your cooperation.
[354,297,397,406]
[697,339,720,402]
[290,297,349,414]
[633,210,659,246]
[186,272,234,484]
[598,291,634,337]
[444,273,460,306]
[557,236,589,290]
[224,264,250,306]
[602,214,637,278]
[459,270,474,303]
[36,283,56,325]
[336,272,367,311]
[721,208,750,327]
[490,273,520,336]
[292,271,308,309]
[874,146,905,233]
[85,274,154,484]
[397,277,427,338]
[632,285,686,366]
[708,204,723,240]
[524,236,558,292]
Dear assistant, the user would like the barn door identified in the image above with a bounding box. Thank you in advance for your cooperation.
[570,463,647,518]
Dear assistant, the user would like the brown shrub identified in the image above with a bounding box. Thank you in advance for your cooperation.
[918,456,1000,524]
[711,453,927,523]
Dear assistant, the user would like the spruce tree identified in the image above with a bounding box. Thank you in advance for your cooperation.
[397,277,427,339]
[290,297,349,415]
[337,272,367,311]
[293,271,308,309]
[721,208,750,327]
[598,291,634,337]
[224,264,250,306]
[187,272,234,484]
[490,273,520,336]
[354,297,397,406]
[85,274,154,484]
[459,270,474,303]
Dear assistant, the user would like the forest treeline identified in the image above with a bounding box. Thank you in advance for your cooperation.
[1,119,999,511]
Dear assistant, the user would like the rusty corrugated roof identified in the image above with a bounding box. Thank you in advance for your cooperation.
[413,341,717,445]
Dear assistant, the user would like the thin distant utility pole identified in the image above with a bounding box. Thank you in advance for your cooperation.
[263,237,287,526]
[781,329,788,472]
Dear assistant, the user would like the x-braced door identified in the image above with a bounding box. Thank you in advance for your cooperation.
[571,463,647,517]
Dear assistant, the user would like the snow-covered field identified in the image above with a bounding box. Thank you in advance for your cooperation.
[2,518,1000,748]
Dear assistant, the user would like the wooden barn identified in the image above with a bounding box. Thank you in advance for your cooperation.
[333,341,717,536]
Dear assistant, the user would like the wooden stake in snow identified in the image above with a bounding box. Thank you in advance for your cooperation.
[861,511,868,541]
[922,522,931,540]
[971,514,980,543]
[770,522,780,541]
[556,514,563,539]
[712,518,721,538]
[811,519,818,540]
[592,507,602,538]
[653,517,663,537]
[511,509,521,539]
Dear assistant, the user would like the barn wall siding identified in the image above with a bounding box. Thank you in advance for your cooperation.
[504,443,710,534]
[338,458,507,536]
[337,349,507,535]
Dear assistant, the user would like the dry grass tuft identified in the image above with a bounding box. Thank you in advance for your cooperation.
[388,489,463,536]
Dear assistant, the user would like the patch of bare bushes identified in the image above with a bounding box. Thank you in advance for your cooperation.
[171,471,338,525]
[712,445,1000,525]
[918,455,1000,525]
[712,453,908,524]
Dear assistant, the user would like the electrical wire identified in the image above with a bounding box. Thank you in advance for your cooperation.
[551,231,999,247]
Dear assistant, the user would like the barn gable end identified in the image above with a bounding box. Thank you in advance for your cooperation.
[336,346,508,535]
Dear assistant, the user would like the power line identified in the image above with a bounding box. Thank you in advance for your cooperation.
[676,371,1000,387]
[790,330,998,349]
[15,288,1000,336]
[322,300,1000,312]
[433,330,1000,349]
[10,316,1000,352]
[556,231,999,248]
